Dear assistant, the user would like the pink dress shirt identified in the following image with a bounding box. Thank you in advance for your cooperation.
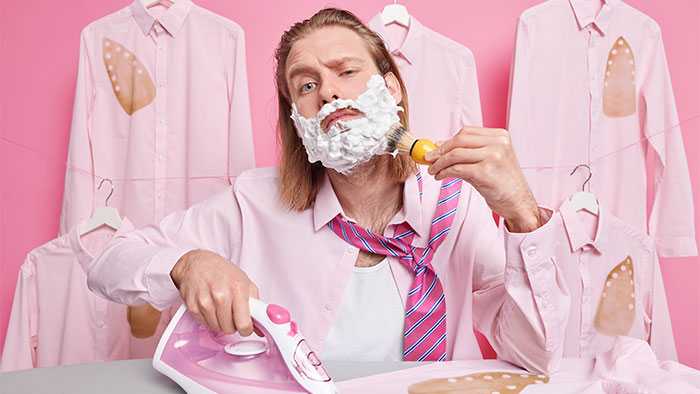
[507,0,697,257]
[554,198,676,360]
[1,225,135,371]
[336,338,700,393]
[368,14,484,140]
[88,167,572,373]
[60,0,255,234]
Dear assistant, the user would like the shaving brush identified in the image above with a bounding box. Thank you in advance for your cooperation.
[386,125,438,165]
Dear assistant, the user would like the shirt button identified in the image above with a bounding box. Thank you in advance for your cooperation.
[324,304,332,312]
[96,321,105,328]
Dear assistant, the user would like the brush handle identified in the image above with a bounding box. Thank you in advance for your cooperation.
[409,139,438,165]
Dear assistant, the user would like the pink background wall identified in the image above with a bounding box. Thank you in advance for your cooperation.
[1,0,698,367]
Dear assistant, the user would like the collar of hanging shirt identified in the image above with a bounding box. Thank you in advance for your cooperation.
[569,0,619,34]
[130,0,192,37]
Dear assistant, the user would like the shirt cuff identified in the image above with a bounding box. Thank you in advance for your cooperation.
[144,247,190,310]
[655,236,698,258]
[502,208,565,352]
[503,207,559,270]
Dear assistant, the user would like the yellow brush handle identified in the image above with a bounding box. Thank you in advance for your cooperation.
[410,139,438,165]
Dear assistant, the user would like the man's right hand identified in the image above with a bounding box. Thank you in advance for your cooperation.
[170,249,259,336]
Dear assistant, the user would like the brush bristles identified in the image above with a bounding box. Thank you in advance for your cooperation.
[386,124,417,154]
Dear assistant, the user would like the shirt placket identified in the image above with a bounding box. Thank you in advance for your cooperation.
[152,23,169,222]
[93,294,108,361]
[577,247,593,356]
[587,27,603,192]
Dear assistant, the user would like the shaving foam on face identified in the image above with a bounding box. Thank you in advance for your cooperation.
[290,74,402,174]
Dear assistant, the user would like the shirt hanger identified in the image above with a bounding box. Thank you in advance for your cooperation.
[79,178,123,235]
[141,0,174,9]
[568,164,600,215]
[381,0,410,27]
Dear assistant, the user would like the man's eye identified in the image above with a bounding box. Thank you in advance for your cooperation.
[341,69,356,76]
[300,82,317,94]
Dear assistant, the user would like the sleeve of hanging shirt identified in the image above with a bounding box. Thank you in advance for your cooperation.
[0,260,38,371]
[59,29,97,235]
[641,25,697,257]
[87,187,243,310]
[647,251,678,361]
[456,48,483,129]
[225,25,255,181]
[468,189,570,374]
[505,16,531,150]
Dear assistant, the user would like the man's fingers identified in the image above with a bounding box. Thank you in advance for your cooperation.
[426,134,501,162]
[435,163,479,182]
[428,147,487,176]
[198,294,222,332]
[232,285,254,336]
[213,290,235,334]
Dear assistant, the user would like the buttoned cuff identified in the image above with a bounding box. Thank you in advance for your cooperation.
[503,208,558,270]
[144,247,190,310]
[503,208,566,352]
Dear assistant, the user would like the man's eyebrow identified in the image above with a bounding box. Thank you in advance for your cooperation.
[287,56,366,81]
[325,56,366,68]
[287,64,317,82]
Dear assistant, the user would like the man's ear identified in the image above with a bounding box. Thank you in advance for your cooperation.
[383,72,403,104]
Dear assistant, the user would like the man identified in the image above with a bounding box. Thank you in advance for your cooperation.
[88,8,569,373]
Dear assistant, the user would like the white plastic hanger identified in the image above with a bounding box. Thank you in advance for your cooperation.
[568,164,599,215]
[79,179,123,235]
[142,0,174,9]
[381,0,410,27]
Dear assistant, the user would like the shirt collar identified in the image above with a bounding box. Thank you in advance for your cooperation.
[569,0,621,35]
[368,13,424,65]
[130,0,193,37]
[559,198,610,254]
[69,218,135,272]
[312,171,423,238]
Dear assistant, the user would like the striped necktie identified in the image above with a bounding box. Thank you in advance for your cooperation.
[328,174,462,361]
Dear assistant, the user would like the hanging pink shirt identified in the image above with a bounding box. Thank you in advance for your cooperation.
[88,167,574,373]
[1,224,136,371]
[507,0,697,257]
[60,0,255,234]
[368,14,483,140]
[554,198,676,360]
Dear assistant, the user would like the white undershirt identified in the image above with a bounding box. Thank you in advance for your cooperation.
[321,259,405,362]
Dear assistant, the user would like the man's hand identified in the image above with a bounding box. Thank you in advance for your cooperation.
[170,249,259,335]
[425,127,543,233]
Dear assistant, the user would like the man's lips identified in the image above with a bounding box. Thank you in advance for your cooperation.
[321,108,363,132]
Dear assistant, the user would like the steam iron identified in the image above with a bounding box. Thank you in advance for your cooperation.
[153,298,338,394]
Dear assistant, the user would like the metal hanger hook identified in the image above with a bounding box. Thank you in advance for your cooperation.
[570,164,593,192]
[98,178,115,207]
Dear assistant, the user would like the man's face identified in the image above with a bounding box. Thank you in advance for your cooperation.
[285,26,402,132]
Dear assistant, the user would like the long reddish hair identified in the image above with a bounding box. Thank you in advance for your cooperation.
[275,8,415,211]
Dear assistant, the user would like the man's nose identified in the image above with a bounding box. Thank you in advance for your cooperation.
[319,79,341,106]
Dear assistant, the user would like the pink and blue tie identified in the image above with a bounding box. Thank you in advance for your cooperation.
[328,174,462,361]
